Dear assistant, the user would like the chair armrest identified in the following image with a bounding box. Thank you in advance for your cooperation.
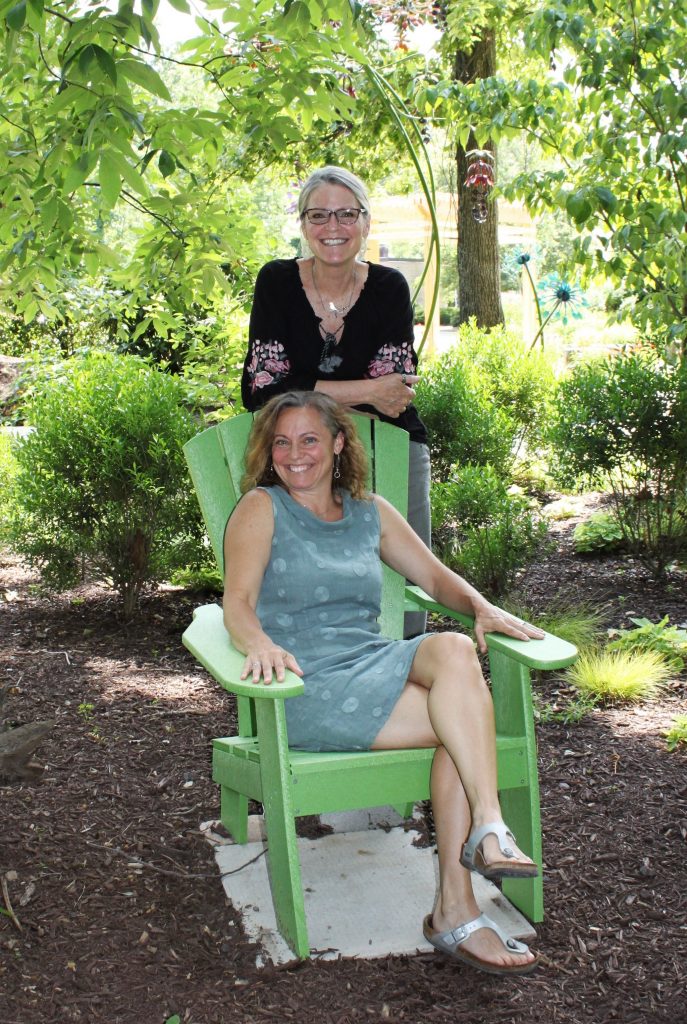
[182,603,305,699]
[405,585,578,671]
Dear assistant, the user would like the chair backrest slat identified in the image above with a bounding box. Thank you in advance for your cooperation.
[370,420,409,638]
[184,425,238,570]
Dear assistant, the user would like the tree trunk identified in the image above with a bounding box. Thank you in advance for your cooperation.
[0,721,55,781]
[454,30,504,328]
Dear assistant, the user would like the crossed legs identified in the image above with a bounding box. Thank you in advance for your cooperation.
[371,631,537,971]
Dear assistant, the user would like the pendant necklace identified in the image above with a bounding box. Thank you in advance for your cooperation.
[312,263,357,318]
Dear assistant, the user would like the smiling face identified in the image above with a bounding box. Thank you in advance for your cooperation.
[301,183,370,268]
[271,406,344,497]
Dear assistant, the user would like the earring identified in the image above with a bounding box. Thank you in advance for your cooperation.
[333,454,341,480]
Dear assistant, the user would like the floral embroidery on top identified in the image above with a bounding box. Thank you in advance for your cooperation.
[366,341,415,378]
[247,339,291,392]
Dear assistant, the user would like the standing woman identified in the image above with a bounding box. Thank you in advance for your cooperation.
[240,166,430,634]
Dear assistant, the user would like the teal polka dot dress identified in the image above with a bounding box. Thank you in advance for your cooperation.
[256,486,429,752]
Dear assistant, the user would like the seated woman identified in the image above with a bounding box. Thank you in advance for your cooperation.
[223,390,545,976]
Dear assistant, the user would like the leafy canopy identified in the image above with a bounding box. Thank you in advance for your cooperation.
[0,0,428,330]
[419,0,687,355]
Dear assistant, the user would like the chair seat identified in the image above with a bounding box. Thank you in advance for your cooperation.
[213,734,530,818]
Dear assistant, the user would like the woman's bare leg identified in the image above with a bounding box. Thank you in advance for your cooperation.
[371,673,536,969]
[388,632,535,869]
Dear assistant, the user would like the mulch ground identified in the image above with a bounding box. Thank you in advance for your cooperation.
[1,510,686,1024]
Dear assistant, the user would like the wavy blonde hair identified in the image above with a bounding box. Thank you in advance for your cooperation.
[241,391,369,501]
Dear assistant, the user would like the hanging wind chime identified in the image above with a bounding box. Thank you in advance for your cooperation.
[464,149,495,224]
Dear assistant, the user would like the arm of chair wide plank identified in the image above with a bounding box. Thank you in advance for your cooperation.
[405,585,578,670]
[182,603,305,699]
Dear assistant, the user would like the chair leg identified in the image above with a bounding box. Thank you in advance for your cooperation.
[500,784,543,923]
[220,786,249,845]
[255,700,310,958]
[489,649,543,923]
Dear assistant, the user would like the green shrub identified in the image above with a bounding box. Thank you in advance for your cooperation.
[533,602,607,651]
[533,690,599,725]
[169,564,223,592]
[416,321,556,481]
[457,320,556,449]
[431,464,549,599]
[573,511,626,554]
[503,597,606,651]
[607,616,687,672]
[549,350,687,577]
[6,352,203,618]
[664,715,687,752]
[0,431,19,540]
[566,649,672,704]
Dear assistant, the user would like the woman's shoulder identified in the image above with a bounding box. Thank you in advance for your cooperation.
[256,258,300,286]
[233,486,275,519]
[366,262,410,292]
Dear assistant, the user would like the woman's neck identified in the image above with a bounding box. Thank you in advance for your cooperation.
[286,486,343,522]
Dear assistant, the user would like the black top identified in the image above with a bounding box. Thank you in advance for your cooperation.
[240,258,427,444]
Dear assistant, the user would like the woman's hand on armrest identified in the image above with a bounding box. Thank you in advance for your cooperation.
[472,604,545,654]
[240,643,303,685]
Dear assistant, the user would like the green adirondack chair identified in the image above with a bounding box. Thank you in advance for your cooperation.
[182,412,577,960]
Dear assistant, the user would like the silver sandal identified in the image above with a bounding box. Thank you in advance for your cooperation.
[460,821,539,880]
[423,912,538,976]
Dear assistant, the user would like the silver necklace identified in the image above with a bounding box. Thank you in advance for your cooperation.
[312,263,357,318]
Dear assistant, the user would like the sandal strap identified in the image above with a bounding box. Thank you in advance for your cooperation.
[463,821,518,862]
[442,914,530,956]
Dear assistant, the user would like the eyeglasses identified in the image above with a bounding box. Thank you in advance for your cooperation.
[301,207,366,225]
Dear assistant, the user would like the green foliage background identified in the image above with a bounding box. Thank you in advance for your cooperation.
[5,352,204,617]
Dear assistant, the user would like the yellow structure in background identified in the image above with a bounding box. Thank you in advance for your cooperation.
[367,192,537,356]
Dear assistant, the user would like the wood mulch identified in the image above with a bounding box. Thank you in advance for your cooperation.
[1,510,686,1024]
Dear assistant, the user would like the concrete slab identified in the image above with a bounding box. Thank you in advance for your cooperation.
[203,815,536,966]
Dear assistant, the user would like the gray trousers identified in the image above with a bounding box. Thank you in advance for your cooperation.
[404,441,432,638]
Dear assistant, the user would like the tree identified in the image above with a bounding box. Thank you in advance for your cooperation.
[438,0,687,357]
[452,27,503,327]
[0,1,431,342]
[411,0,535,328]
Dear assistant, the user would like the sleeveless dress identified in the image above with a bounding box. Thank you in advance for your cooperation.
[255,486,430,752]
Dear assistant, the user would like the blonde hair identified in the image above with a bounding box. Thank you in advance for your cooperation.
[298,166,371,218]
[297,166,371,260]
[242,391,369,501]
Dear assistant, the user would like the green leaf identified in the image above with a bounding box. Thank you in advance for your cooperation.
[158,150,176,177]
[5,0,26,29]
[99,151,122,207]
[40,194,58,229]
[566,189,593,225]
[84,251,100,276]
[594,186,618,215]
[64,152,96,192]
[106,149,149,197]
[25,0,43,29]
[165,0,189,10]
[92,44,118,87]
[117,58,171,102]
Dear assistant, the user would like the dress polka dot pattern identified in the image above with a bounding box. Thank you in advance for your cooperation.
[255,487,429,752]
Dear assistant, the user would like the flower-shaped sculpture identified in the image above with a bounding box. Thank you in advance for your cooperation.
[528,273,588,350]
[538,274,588,325]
